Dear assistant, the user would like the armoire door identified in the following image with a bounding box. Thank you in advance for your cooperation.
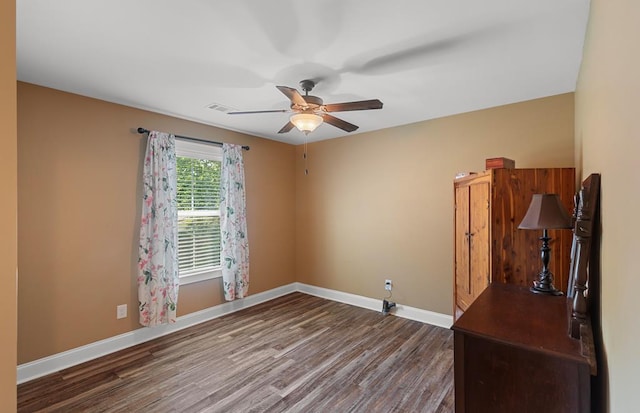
[455,185,472,312]
[468,181,490,300]
[455,180,490,314]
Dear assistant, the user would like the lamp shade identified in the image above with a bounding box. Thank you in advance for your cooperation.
[518,194,572,230]
[290,113,323,134]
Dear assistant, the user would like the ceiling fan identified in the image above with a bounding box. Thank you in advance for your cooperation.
[228,79,383,135]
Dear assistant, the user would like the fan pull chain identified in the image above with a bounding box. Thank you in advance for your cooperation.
[303,138,309,175]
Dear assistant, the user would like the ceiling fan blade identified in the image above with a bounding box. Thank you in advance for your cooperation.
[321,114,359,133]
[278,122,296,134]
[227,109,288,115]
[323,99,383,112]
[276,85,308,107]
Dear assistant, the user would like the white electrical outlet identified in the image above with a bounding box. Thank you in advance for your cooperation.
[116,304,127,319]
[385,279,392,291]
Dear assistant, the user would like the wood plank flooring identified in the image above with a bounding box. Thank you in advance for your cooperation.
[17,292,454,413]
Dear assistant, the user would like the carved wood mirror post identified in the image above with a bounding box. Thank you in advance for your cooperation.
[566,173,601,339]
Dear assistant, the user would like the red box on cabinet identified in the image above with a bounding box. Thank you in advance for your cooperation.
[485,157,515,169]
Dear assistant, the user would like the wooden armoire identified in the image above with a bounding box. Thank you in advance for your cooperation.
[453,168,575,320]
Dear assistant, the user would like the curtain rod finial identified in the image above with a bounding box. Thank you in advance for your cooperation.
[137,127,149,134]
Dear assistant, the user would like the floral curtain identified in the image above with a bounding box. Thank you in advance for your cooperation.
[137,131,179,326]
[220,143,249,301]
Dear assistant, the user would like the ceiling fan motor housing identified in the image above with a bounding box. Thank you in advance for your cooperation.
[292,94,324,112]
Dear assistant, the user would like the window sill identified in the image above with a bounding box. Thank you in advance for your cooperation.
[179,268,222,285]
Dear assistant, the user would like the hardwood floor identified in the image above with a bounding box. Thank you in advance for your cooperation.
[17,292,454,412]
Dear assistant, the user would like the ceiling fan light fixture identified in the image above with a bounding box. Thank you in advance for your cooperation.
[290,113,323,135]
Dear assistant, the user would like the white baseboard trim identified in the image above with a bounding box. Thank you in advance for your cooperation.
[17,283,297,384]
[294,282,453,329]
[17,282,452,384]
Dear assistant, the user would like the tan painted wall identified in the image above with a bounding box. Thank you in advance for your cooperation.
[17,83,296,363]
[0,0,18,409]
[575,0,640,410]
[296,94,575,315]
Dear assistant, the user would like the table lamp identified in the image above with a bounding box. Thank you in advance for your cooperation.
[518,194,572,295]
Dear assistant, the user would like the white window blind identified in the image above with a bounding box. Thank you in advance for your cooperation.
[175,139,222,284]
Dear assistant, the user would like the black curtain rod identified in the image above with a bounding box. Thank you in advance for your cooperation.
[137,128,250,151]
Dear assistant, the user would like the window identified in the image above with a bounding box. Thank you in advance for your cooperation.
[175,139,222,285]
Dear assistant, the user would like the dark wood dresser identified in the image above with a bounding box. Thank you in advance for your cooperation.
[451,283,595,413]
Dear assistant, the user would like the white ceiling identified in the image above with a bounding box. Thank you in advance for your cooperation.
[16,0,590,144]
